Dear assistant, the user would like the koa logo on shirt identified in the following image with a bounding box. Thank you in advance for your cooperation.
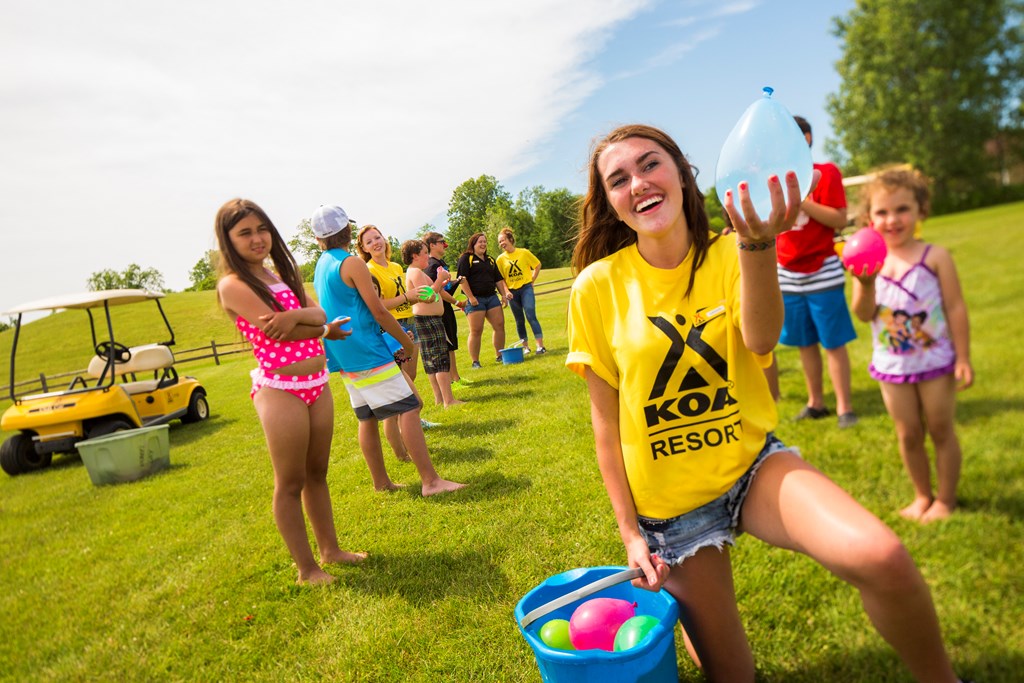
[644,313,740,460]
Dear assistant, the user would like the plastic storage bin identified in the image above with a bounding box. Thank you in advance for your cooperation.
[77,424,170,485]
[515,566,680,683]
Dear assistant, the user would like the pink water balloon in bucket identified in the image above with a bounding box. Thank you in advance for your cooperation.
[841,226,888,276]
[569,597,636,651]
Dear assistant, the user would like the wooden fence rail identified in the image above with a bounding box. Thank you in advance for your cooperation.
[1,340,251,397]
[2,278,578,397]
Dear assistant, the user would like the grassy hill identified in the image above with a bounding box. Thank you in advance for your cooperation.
[0,204,1022,681]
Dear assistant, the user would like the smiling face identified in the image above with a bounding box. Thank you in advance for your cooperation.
[597,136,687,246]
[868,186,921,250]
[228,213,272,267]
[359,227,387,259]
[472,235,488,257]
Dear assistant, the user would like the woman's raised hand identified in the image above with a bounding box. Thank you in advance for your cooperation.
[724,168,821,245]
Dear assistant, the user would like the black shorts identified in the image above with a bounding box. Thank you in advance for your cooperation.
[441,304,458,351]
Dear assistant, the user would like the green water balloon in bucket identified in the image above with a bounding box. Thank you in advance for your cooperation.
[715,87,814,219]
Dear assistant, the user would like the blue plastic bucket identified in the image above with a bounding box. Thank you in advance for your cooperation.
[515,566,679,683]
[500,347,524,364]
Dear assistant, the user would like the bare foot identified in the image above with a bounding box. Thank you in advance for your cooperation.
[444,399,467,407]
[395,452,412,462]
[422,478,467,497]
[899,497,933,520]
[921,500,956,524]
[321,549,369,566]
[298,567,336,585]
[375,481,407,492]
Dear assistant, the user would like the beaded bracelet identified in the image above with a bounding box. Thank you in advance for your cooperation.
[737,238,776,251]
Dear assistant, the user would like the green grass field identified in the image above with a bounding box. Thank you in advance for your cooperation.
[2,203,1023,681]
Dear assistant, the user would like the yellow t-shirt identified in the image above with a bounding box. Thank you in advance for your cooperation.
[366,259,412,320]
[496,248,541,290]
[566,237,777,519]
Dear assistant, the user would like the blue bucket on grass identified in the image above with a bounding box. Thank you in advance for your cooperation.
[515,566,679,683]
[500,347,525,364]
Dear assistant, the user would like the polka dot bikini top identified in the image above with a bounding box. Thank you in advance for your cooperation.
[236,282,325,371]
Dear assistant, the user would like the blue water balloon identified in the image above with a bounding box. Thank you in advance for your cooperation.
[715,87,814,220]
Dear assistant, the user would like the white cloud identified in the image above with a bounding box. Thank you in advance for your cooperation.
[0,0,647,310]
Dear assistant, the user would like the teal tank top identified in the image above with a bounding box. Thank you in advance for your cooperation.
[313,249,393,373]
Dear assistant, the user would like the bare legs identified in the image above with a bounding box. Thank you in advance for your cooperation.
[353,372,465,497]
[253,386,366,585]
[797,343,853,416]
[382,416,411,462]
[743,452,956,682]
[879,375,962,522]
[661,452,958,681]
[467,311,485,364]
[485,306,506,359]
[448,350,462,382]
[467,306,506,363]
[428,370,465,407]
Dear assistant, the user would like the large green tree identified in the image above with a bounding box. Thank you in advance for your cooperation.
[445,175,512,252]
[827,0,1023,212]
[531,187,580,267]
[187,250,218,291]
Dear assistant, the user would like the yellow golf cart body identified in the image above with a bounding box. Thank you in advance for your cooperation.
[1,289,209,476]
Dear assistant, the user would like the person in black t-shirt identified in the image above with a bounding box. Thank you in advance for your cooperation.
[423,232,469,385]
[456,232,510,368]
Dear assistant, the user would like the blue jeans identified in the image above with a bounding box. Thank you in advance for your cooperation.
[509,283,542,343]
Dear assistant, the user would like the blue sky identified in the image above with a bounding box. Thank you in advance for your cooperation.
[0,0,853,317]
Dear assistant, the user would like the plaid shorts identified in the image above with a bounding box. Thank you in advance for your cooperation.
[413,315,451,374]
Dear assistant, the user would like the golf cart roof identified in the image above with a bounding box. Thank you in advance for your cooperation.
[4,289,165,315]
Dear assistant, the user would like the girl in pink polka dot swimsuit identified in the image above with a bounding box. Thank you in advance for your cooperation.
[215,198,365,585]
[236,282,330,404]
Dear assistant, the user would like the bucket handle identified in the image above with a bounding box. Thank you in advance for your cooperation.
[519,567,643,628]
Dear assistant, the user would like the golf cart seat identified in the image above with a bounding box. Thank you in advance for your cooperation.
[87,344,176,394]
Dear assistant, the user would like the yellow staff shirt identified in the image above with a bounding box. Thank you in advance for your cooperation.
[496,248,541,290]
[566,237,777,519]
[367,259,412,320]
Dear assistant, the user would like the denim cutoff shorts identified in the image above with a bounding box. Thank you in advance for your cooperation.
[637,434,794,565]
[464,293,502,313]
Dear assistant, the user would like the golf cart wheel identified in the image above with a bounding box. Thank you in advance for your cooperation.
[182,390,209,424]
[1,433,51,476]
[87,417,135,439]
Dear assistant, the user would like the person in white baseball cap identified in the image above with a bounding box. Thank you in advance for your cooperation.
[310,205,353,239]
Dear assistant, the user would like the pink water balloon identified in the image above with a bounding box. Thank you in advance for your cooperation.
[842,226,888,276]
[569,598,636,651]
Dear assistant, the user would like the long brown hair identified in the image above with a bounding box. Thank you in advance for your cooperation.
[572,124,714,298]
[214,198,308,311]
[355,224,391,263]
